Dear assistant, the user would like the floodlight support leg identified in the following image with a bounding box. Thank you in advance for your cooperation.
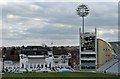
[82,17,84,33]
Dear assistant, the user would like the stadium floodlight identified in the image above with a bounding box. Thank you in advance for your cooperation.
[76,4,89,33]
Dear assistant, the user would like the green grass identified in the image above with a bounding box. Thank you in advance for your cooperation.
[2,72,120,79]
[2,72,118,77]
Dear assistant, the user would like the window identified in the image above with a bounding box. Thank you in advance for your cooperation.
[91,66,95,69]
[49,63,51,68]
[62,55,66,59]
[49,55,52,57]
[81,66,85,69]
[22,63,24,68]
[44,51,48,55]
[21,55,23,59]
[54,56,59,58]
[26,65,28,68]
[37,64,40,67]
[45,64,47,68]
[34,64,36,68]
[34,52,37,55]
[33,48,37,51]
[104,49,109,51]
[62,60,66,63]
[30,64,33,68]
[41,65,43,68]
[54,60,58,63]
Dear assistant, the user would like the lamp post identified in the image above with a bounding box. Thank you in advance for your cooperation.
[76,4,89,33]
[2,55,5,73]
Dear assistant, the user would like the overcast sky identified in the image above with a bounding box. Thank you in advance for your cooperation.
[0,1,118,46]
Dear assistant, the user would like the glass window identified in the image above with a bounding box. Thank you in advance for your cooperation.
[26,65,28,68]
[41,64,43,68]
[22,63,24,68]
[81,35,95,52]
[33,48,37,51]
[54,60,58,63]
[34,64,36,68]
[54,56,59,58]
[49,55,52,57]
[37,64,40,67]
[45,64,47,68]
[62,60,66,63]
[30,64,33,68]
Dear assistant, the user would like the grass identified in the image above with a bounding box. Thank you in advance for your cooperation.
[2,72,119,79]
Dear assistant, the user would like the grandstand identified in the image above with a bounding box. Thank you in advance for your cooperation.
[97,42,120,75]
[97,58,119,74]
[109,42,120,55]
[106,60,119,74]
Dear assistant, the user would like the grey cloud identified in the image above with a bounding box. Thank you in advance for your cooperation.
[102,33,118,42]
[3,2,117,27]
[1,2,118,46]
[25,25,78,40]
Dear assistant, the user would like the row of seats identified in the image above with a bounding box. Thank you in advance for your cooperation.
[106,62,119,74]
[97,58,119,74]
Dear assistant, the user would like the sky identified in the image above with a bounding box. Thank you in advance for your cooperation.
[0,0,119,46]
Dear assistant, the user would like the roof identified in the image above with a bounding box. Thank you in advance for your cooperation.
[24,46,45,49]
[97,38,120,55]
[97,38,113,48]
[53,47,68,55]
[109,42,120,55]
[21,46,51,55]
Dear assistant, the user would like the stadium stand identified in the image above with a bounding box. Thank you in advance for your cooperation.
[97,58,119,74]
[97,58,118,72]
[106,61,119,74]
[109,42,120,55]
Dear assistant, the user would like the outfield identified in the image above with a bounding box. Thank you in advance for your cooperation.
[1,72,119,79]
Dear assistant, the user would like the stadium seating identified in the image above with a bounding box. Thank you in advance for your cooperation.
[109,42,120,55]
[97,58,119,74]
[106,61,119,74]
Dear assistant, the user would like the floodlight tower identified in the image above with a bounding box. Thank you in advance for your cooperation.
[76,4,89,33]
[76,4,97,71]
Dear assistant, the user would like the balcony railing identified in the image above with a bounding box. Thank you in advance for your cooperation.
[81,68,95,70]
[81,63,95,66]
[81,57,96,59]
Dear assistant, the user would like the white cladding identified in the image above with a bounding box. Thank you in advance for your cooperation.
[53,55,68,67]
[19,52,69,69]
[28,59,46,64]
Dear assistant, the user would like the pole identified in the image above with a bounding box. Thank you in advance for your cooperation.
[79,28,81,70]
[2,57,4,72]
[82,17,84,33]
[2,55,5,73]
[51,42,53,68]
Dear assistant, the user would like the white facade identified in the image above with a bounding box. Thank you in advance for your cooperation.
[19,49,70,72]
[19,54,70,70]
[53,55,69,67]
